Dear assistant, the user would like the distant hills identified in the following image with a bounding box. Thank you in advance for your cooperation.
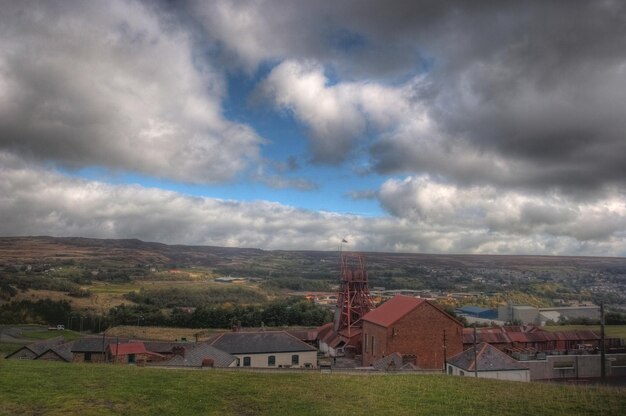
[1,236,626,309]
[1,235,625,277]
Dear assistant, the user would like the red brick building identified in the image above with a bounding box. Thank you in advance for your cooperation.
[361,295,463,369]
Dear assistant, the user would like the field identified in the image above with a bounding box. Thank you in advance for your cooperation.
[0,360,625,416]
[542,325,626,339]
[104,325,223,341]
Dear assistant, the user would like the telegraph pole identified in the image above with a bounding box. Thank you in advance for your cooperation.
[473,326,478,378]
[600,301,606,380]
[443,329,447,373]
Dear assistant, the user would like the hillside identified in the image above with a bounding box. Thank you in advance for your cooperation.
[0,360,624,415]
[2,236,625,271]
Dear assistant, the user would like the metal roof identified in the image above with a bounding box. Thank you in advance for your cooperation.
[463,326,603,346]
[456,306,491,314]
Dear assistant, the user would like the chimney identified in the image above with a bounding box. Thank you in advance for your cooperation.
[172,345,185,357]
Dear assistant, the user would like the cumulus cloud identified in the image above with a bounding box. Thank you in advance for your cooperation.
[378,175,626,249]
[0,0,262,183]
[257,60,415,163]
[2,1,625,257]
[1,155,624,256]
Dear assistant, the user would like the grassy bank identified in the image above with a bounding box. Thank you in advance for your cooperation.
[0,360,625,415]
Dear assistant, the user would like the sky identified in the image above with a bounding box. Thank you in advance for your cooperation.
[1,0,625,256]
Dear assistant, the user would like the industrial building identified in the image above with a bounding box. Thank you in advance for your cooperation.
[497,303,600,325]
[361,295,463,369]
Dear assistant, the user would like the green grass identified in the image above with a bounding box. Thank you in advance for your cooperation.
[20,329,83,341]
[542,325,626,339]
[0,361,624,415]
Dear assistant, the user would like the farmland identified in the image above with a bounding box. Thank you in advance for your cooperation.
[0,360,624,416]
[1,236,626,332]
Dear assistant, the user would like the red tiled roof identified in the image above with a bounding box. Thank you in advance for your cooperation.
[108,342,148,356]
[463,328,511,345]
[362,295,426,327]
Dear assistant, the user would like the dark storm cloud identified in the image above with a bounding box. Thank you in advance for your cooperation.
[0,0,262,184]
[192,0,626,192]
[363,0,626,193]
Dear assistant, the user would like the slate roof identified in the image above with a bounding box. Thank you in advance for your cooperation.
[72,337,129,353]
[36,341,75,362]
[160,343,237,368]
[210,331,317,354]
[448,343,529,372]
[5,336,66,358]
[371,352,420,371]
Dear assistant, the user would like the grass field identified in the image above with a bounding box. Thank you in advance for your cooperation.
[0,360,624,416]
[542,325,626,339]
[104,325,223,341]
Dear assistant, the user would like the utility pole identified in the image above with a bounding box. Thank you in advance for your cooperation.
[443,329,447,373]
[443,329,448,374]
[473,326,478,378]
[600,301,606,380]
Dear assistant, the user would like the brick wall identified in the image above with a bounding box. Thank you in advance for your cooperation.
[362,302,463,369]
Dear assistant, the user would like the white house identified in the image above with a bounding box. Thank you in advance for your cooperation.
[447,342,530,382]
[210,331,318,368]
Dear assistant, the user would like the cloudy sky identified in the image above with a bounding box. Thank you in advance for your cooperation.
[1,0,625,256]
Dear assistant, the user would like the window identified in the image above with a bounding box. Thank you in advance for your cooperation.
[268,355,276,366]
[364,333,368,352]
[243,356,251,367]
[371,336,375,355]
[84,352,92,362]
[128,354,136,364]
[291,354,299,365]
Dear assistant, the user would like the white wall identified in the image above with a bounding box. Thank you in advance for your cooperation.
[447,364,530,382]
[234,351,317,368]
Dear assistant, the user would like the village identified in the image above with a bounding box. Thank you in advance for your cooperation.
[6,254,626,384]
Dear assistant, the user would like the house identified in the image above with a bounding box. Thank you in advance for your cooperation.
[160,343,238,368]
[71,337,128,363]
[106,342,165,364]
[35,341,75,362]
[446,342,530,382]
[143,341,187,359]
[361,295,463,369]
[210,331,318,368]
[5,336,66,360]
[371,352,420,371]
